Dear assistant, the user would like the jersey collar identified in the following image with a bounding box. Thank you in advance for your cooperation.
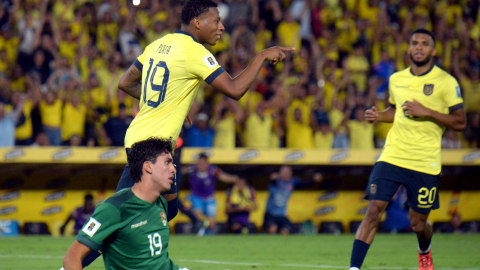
[175,29,199,43]
[409,64,435,77]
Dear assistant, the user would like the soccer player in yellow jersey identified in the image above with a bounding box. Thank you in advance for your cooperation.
[74,1,294,268]
[348,29,466,270]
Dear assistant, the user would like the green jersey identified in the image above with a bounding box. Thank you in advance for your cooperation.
[77,189,179,270]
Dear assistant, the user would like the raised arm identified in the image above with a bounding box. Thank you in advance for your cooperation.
[63,241,92,270]
[210,46,295,100]
[217,171,238,184]
[118,64,142,100]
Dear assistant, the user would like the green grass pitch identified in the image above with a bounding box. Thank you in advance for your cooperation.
[0,234,479,270]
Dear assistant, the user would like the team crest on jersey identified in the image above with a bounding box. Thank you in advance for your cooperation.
[160,212,167,226]
[370,184,377,195]
[423,84,434,96]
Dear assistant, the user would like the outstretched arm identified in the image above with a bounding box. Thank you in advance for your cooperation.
[210,46,295,100]
[217,172,238,184]
[118,64,142,100]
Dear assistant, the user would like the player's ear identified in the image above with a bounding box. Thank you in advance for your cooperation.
[193,17,201,30]
[431,46,437,57]
[144,161,153,174]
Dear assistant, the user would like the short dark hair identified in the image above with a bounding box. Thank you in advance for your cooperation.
[410,29,436,46]
[85,194,93,201]
[181,0,218,25]
[128,137,174,183]
[198,152,208,160]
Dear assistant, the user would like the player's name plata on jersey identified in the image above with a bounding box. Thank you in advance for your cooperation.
[156,44,171,55]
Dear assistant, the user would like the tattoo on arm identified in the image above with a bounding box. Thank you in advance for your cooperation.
[119,65,142,100]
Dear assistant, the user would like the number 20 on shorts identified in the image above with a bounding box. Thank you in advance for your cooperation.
[417,187,437,205]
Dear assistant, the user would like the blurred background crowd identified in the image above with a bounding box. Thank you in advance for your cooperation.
[0,0,479,149]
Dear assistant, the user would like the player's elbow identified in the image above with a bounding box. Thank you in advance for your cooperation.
[453,121,466,132]
[117,78,128,91]
[228,90,243,101]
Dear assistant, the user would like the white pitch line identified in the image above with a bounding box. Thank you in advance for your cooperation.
[0,254,64,259]
[1,254,479,270]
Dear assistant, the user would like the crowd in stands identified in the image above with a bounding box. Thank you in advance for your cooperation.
[0,0,480,149]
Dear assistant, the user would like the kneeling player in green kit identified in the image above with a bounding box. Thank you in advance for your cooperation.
[63,137,189,270]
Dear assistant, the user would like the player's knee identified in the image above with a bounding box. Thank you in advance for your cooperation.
[365,207,383,224]
[411,219,426,233]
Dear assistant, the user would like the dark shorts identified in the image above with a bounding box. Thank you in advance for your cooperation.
[365,161,440,214]
[263,212,292,233]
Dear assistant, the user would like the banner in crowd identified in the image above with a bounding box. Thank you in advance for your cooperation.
[1,148,480,165]
[1,190,479,235]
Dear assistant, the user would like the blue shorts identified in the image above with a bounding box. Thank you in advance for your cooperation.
[116,164,177,195]
[190,194,217,217]
[262,212,292,233]
[365,161,440,214]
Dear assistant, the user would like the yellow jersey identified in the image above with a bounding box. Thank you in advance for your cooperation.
[39,100,63,128]
[348,120,374,150]
[62,103,86,141]
[124,30,224,148]
[378,65,464,175]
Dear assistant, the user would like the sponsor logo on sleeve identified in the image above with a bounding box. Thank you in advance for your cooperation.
[99,149,119,160]
[4,149,25,160]
[456,86,462,98]
[44,191,65,201]
[202,55,218,69]
[41,206,63,215]
[0,206,17,215]
[83,217,101,237]
[239,150,258,161]
[285,151,305,162]
[52,149,72,160]
[0,191,20,202]
[370,184,377,195]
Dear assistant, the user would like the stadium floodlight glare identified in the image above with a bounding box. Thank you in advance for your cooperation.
[133,0,140,6]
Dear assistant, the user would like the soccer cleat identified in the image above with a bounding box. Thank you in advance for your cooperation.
[418,250,433,270]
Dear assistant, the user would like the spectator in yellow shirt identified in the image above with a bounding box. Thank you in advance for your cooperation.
[346,43,369,92]
[346,106,374,150]
[244,101,275,148]
[212,97,243,149]
[286,87,314,148]
[312,100,334,149]
[39,91,63,146]
[276,10,301,51]
[62,94,87,144]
